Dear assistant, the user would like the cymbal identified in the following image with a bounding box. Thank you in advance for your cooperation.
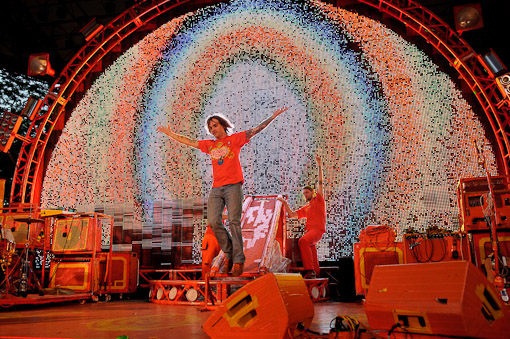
[13,217,45,223]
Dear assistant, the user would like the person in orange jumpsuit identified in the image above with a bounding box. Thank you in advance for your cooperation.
[278,154,325,279]
[201,224,221,279]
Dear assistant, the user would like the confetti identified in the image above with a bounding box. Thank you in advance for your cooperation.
[41,0,496,261]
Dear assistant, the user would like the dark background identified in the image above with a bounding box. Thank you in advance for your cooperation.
[1,1,508,77]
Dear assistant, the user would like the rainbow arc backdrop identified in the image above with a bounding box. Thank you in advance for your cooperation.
[41,0,496,259]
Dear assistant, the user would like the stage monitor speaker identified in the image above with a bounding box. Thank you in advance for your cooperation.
[365,261,510,339]
[203,273,314,338]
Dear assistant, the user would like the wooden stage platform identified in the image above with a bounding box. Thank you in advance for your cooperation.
[0,298,367,339]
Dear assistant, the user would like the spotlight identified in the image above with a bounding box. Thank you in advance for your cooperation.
[496,73,510,100]
[80,18,104,42]
[0,112,23,153]
[27,53,55,76]
[21,96,43,121]
[453,3,484,33]
[479,49,507,78]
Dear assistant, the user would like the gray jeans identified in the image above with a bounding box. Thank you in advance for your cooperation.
[207,182,245,263]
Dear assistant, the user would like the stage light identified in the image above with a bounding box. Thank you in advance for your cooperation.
[21,96,43,121]
[0,112,23,153]
[453,3,484,33]
[477,46,510,101]
[27,53,55,76]
[496,73,510,100]
[479,49,507,78]
[80,18,104,42]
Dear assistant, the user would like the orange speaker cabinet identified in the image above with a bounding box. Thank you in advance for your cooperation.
[365,261,510,339]
[353,242,404,295]
[203,273,314,338]
[49,258,100,293]
[97,252,139,294]
[52,217,101,253]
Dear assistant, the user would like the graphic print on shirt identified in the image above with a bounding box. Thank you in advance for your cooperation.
[209,141,234,165]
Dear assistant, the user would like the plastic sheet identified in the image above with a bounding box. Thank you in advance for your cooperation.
[265,241,291,273]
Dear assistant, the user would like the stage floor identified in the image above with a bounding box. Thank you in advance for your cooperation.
[0,298,367,338]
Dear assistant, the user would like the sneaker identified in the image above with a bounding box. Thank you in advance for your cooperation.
[303,270,316,279]
[221,259,233,274]
[232,263,244,276]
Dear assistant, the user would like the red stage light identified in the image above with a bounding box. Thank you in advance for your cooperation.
[27,53,55,76]
[453,3,484,33]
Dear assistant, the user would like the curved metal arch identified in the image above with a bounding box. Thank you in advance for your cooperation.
[10,0,510,206]
[357,0,510,173]
[10,0,194,206]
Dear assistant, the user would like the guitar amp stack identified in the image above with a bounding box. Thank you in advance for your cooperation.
[47,213,138,296]
[48,214,104,294]
[457,176,510,299]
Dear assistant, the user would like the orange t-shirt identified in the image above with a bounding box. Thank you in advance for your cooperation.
[198,131,249,187]
[296,193,326,232]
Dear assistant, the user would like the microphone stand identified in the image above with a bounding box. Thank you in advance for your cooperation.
[474,141,507,301]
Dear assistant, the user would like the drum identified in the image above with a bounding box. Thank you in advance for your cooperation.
[0,238,16,271]
[0,238,16,254]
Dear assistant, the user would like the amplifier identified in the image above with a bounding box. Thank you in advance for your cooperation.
[404,232,470,264]
[353,241,404,295]
[457,176,510,231]
[49,258,100,292]
[52,217,101,253]
[97,252,139,294]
